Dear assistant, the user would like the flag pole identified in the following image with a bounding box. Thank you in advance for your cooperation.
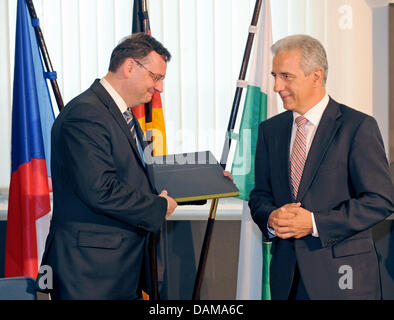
[25,0,64,112]
[192,0,263,300]
[133,0,160,301]
[141,0,150,35]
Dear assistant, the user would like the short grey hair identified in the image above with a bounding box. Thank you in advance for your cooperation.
[271,34,328,86]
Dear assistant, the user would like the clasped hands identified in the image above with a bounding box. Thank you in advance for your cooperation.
[268,202,313,239]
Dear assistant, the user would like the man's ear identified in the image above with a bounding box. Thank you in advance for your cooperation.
[313,68,324,87]
[122,58,135,78]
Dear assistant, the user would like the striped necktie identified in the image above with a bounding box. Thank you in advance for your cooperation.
[123,107,138,142]
[290,115,307,199]
[123,107,145,165]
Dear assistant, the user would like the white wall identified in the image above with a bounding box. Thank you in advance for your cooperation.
[0,0,386,188]
[365,0,393,157]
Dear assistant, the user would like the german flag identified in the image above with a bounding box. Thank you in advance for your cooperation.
[132,0,167,157]
[132,0,167,301]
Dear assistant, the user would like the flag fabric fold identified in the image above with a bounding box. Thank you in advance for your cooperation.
[232,0,276,300]
[5,0,55,278]
[132,0,167,157]
[132,0,169,300]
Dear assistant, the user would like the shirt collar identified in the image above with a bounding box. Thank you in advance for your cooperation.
[293,93,329,127]
[100,77,128,114]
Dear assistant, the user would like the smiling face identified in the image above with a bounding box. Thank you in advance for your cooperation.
[124,51,167,107]
[271,49,324,115]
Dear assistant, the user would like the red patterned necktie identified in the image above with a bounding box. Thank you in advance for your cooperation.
[290,115,308,199]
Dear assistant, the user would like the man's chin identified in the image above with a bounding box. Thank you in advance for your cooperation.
[145,94,154,103]
[282,102,295,111]
[139,98,152,105]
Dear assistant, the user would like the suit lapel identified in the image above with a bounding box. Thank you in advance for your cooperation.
[89,80,148,171]
[296,98,342,202]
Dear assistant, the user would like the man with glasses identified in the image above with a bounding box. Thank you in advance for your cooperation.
[38,33,177,299]
[249,34,393,299]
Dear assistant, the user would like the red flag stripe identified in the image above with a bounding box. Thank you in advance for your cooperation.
[5,158,51,278]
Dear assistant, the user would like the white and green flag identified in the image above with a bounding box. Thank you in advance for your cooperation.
[231,0,277,300]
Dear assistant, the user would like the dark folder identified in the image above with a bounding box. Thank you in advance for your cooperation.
[152,151,239,203]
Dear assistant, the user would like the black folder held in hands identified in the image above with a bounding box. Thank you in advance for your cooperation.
[151,151,239,203]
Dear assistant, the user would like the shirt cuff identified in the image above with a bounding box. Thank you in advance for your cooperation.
[311,212,319,237]
[267,224,276,238]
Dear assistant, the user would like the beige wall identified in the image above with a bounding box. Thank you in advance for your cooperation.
[325,0,373,115]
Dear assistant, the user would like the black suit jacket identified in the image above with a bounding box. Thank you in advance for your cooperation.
[39,80,167,299]
[249,97,394,299]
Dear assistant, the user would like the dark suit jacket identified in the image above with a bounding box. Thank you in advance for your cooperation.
[249,97,394,300]
[39,80,167,299]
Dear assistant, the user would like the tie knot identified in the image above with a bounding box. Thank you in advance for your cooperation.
[123,108,134,122]
[295,116,307,128]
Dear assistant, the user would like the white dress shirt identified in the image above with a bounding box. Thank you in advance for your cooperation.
[268,93,330,238]
[100,77,128,114]
[100,77,147,166]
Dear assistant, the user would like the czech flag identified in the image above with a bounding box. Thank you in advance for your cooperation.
[5,0,55,278]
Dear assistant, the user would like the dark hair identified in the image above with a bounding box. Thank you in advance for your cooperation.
[108,33,171,72]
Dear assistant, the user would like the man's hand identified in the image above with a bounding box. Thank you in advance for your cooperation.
[223,170,233,181]
[159,190,178,218]
[268,202,313,239]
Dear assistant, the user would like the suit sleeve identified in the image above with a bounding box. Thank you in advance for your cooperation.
[249,124,278,240]
[314,116,394,247]
[59,106,167,233]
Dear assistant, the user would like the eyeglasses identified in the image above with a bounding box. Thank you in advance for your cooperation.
[135,59,165,82]
[271,72,296,81]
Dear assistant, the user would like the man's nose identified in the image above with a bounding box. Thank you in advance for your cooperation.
[273,77,284,93]
[154,79,164,93]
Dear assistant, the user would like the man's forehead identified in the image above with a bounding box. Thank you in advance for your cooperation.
[143,51,166,65]
[272,49,302,70]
